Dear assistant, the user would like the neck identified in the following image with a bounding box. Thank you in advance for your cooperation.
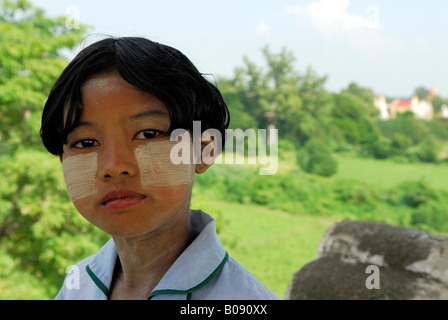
[110,210,194,299]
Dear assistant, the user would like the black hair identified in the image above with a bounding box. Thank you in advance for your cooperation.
[40,36,230,155]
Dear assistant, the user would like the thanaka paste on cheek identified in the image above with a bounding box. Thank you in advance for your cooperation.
[62,152,98,201]
[134,141,194,187]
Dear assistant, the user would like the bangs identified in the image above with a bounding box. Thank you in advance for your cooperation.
[40,36,230,155]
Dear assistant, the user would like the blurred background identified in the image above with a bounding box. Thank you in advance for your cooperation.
[0,0,447,299]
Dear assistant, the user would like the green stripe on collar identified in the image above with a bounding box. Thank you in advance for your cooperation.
[86,264,109,297]
[148,251,229,300]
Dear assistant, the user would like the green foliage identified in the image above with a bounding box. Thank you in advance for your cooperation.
[424,118,448,140]
[414,86,430,100]
[331,92,379,147]
[227,46,331,144]
[390,133,413,155]
[0,0,98,299]
[343,82,376,109]
[416,135,440,163]
[297,138,338,177]
[221,43,447,165]
[0,149,109,298]
[368,136,392,159]
[395,180,439,208]
[368,133,413,160]
[195,153,448,235]
[372,116,444,163]
[0,0,90,154]
[0,248,49,299]
[376,116,429,145]
[217,79,258,130]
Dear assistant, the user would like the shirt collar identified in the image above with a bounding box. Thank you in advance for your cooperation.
[85,238,117,298]
[86,210,227,299]
[149,210,228,297]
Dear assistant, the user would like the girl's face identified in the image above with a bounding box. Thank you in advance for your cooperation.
[61,71,198,237]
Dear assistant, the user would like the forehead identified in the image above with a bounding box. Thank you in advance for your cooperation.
[79,71,169,119]
[82,73,124,94]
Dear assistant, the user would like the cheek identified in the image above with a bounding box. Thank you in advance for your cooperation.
[134,141,195,188]
[62,152,98,202]
[147,185,193,209]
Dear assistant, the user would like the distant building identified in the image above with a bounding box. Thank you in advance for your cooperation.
[373,85,444,120]
[441,105,448,118]
[373,94,389,120]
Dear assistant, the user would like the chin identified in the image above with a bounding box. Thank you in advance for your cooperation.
[90,202,190,238]
[73,185,192,237]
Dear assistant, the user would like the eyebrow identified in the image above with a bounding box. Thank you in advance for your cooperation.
[128,109,169,120]
[68,109,170,135]
[70,121,92,132]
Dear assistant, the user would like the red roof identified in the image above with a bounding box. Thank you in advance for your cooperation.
[391,100,412,111]
[395,100,411,107]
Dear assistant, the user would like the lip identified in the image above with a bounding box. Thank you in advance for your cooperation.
[100,190,146,211]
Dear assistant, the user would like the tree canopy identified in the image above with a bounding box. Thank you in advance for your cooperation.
[0,0,108,299]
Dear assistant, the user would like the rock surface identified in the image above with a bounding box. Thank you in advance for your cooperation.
[284,220,448,299]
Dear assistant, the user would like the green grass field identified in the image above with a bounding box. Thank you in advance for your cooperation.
[192,154,448,299]
[194,200,343,299]
[3,150,448,299]
[335,156,448,190]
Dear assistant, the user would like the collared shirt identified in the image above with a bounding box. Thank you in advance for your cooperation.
[55,210,278,300]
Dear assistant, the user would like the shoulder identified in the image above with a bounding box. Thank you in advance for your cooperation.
[54,254,97,299]
[193,255,278,300]
[54,239,116,300]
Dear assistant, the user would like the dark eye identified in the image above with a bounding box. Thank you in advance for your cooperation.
[73,139,99,149]
[135,129,161,140]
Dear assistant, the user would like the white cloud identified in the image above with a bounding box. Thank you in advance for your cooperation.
[285,0,404,60]
[286,0,380,35]
[255,22,270,37]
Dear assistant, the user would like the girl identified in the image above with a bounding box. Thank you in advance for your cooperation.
[40,37,277,300]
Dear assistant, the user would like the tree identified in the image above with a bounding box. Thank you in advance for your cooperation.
[293,66,332,144]
[230,46,332,144]
[0,0,89,153]
[431,95,445,114]
[297,138,338,177]
[216,78,258,130]
[342,82,378,118]
[0,0,108,298]
[414,86,430,100]
[331,92,379,146]
[416,135,440,163]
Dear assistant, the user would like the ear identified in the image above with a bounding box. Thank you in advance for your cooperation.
[195,132,220,174]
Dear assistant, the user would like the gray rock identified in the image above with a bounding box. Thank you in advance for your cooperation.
[285,220,448,299]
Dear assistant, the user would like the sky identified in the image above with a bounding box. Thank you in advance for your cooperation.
[34,0,448,99]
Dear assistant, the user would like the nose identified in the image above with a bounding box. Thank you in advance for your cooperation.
[97,138,138,181]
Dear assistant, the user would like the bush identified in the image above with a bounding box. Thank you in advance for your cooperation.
[410,203,448,233]
[369,136,392,159]
[390,133,413,155]
[333,180,376,206]
[298,138,338,177]
[0,150,110,298]
[376,117,429,145]
[396,180,439,208]
[416,136,440,163]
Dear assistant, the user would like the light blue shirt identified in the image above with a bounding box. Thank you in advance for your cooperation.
[55,210,278,300]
